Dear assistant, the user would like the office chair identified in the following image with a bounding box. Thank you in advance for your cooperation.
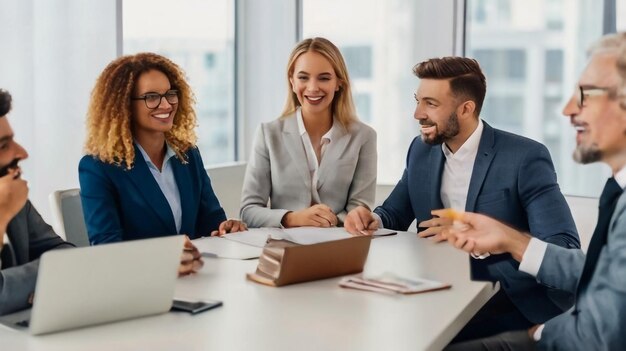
[49,188,90,247]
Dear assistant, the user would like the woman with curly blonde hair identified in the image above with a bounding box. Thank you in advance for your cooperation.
[240,37,377,228]
[79,53,245,274]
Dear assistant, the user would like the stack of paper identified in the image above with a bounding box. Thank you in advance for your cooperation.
[195,227,397,260]
[339,272,451,294]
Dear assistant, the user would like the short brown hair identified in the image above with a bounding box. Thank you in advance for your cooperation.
[0,89,11,118]
[413,57,487,116]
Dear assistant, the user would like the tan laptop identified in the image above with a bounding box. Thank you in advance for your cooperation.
[1,235,184,335]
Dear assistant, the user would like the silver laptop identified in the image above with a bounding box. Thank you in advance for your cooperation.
[1,235,184,335]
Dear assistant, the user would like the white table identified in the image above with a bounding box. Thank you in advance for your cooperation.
[0,232,497,351]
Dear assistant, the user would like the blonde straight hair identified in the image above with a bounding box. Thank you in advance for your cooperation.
[280,37,358,128]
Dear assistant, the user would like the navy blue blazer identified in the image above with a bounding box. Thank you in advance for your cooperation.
[78,145,226,244]
[374,122,580,324]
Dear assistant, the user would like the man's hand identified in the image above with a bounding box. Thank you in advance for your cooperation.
[528,324,541,340]
[211,219,247,237]
[417,216,453,242]
[179,235,203,276]
[0,168,28,237]
[434,210,531,261]
[344,206,378,236]
[281,204,338,228]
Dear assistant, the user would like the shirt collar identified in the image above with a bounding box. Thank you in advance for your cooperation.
[135,141,177,168]
[614,166,626,189]
[442,119,484,159]
[296,108,338,143]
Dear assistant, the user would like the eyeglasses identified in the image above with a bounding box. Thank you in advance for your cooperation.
[577,86,611,109]
[132,90,179,109]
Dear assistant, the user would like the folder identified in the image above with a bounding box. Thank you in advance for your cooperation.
[246,235,372,287]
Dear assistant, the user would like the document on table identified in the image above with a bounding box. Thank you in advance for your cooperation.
[194,227,398,259]
[339,272,451,295]
[193,236,263,260]
[223,227,397,247]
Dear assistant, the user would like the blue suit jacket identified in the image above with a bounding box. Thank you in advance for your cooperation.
[79,145,226,244]
[537,190,626,350]
[374,122,580,324]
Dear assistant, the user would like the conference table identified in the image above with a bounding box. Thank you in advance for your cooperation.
[1,231,498,351]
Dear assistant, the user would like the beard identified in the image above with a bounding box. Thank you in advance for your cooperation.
[420,112,460,145]
[573,144,602,164]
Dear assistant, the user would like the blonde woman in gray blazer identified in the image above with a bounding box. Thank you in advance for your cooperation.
[241,38,377,228]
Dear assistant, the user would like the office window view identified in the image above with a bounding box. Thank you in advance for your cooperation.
[123,0,236,165]
[466,0,609,197]
[302,0,420,185]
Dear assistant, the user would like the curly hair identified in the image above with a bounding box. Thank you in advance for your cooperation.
[281,37,358,128]
[84,52,197,168]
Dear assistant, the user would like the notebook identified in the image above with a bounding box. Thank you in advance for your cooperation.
[0,235,184,335]
[246,235,372,287]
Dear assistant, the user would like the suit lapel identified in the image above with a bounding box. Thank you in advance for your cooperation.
[429,146,445,210]
[317,123,350,188]
[465,122,496,212]
[282,116,312,186]
[126,144,177,233]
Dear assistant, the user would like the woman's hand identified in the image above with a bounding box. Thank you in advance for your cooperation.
[281,204,338,228]
[178,235,204,276]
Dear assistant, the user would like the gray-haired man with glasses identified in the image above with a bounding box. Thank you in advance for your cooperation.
[442,32,626,350]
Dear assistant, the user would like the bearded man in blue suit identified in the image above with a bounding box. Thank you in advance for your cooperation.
[344,56,580,341]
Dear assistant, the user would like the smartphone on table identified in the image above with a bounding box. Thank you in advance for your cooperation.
[171,299,223,314]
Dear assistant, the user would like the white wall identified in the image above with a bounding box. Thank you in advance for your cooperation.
[236,0,299,160]
[0,0,119,222]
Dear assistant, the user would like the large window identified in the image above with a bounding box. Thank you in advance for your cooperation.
[302,0,424,185]
[619,0,626,30]
[123,0,236,165]
[466,0,610,197]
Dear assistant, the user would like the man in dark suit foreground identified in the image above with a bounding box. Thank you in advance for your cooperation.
[0,89,74,316]
[441,32,626,350]
[344,57,580,341]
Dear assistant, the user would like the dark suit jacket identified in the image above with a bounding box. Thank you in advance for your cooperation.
[374,121,580,324]
[79,145,226,244]
[0,201,73,315]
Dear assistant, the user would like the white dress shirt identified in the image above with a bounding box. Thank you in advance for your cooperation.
[136,142,183,233]
[0,233,8,268]
[440,120,484,210]
[296,109,339,205]
[373,120,485,228]
[521,165,626,341]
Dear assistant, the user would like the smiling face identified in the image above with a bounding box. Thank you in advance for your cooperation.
[413,79,462,145]
[289,51,340,117]
[562,52,626,168]
[131,69,178,138]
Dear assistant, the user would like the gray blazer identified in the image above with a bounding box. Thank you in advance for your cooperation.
[0,201,73,315]
[538,191,626,350]
[240,113,377,228]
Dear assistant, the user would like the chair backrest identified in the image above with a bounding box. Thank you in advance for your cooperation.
[206,162,247,219]
[49,189,90,247]
[564,195,598,254]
